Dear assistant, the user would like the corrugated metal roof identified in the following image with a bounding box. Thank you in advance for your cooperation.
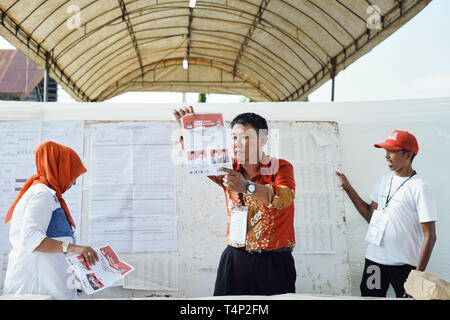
[0,49,43,100]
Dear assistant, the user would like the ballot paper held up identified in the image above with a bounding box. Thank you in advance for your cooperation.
[66,245,134,295]
[181,113,232,176]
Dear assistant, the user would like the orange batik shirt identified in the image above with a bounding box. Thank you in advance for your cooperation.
[224,156,296,251]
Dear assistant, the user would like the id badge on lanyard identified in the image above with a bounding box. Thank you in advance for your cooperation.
[365,171,416,246]
[229,193,248,245]
[229,205,248,245]
[365,209,388,246]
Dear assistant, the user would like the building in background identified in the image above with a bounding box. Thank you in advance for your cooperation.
[0,50,57,102]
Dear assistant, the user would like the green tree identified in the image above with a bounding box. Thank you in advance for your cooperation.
[198,93,207,103]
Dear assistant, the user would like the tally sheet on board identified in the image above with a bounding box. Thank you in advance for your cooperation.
[88,122,177,253]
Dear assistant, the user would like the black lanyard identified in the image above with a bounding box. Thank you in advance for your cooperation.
[238,193,245,206]
[384,171,416,209]
[44,177,54,190]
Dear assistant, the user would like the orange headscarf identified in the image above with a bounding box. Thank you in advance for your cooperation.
[4,141,87,228]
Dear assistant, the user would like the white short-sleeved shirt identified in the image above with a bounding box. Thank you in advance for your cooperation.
[3,183,77,299]
[366,172,438,266]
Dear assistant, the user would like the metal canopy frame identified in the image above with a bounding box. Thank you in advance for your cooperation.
[0,0,432,102]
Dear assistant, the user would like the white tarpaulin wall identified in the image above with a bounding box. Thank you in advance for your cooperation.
[0,97,449,298]
[0,113,351,298]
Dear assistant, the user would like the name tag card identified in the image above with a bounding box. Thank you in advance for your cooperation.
[229,206,248,245]
[365,209,389,246]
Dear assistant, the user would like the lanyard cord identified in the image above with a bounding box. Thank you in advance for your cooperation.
[44,177,53,190]
[384,171,416,209]
[238,193,244,206]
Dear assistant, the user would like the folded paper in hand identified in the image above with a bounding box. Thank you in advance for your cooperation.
[66,245,134,295]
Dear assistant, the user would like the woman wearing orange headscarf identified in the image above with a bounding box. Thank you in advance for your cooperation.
[3,141,98,299]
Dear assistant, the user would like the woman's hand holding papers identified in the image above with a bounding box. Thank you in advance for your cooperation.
[69,244,99,266]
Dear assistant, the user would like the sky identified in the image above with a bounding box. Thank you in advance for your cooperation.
[0,0,449,104]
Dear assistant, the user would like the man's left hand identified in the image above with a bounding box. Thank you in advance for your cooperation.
[220,167,247,193]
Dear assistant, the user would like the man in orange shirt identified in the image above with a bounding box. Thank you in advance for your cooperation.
[173,106,296,296]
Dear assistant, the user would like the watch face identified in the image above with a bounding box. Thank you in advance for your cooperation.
[248,183,256,193]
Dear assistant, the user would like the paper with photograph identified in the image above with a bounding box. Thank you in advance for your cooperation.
[181,113,232,176]
[66,245,134,295]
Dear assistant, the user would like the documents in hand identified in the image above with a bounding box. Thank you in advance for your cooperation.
[65,245,134,295]
[181,113,232,176]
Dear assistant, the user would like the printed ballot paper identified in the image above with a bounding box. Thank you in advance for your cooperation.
[66,245,134,295]
[181,113,232,176]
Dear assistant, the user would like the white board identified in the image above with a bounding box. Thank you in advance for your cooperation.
[101,120,351,297]
[2,98,449,298]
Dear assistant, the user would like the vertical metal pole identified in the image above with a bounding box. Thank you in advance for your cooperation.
[330,58,336,102]
[331,75,335,102]
[43,52,49,102]
[182,92,187,103]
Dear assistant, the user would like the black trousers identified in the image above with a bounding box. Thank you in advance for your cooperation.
[360,258,416,298]
[213,246,297,296]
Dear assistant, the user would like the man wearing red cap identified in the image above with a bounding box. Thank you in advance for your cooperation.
[336,130,437,298]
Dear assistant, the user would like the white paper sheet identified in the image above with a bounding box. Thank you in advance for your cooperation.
[88,122,177,253]
[0,252,8,291]
[180,113,232,176]
[66,245,134,295]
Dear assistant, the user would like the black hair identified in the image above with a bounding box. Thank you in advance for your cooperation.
[401,149,416,163]
[230,112,268,135]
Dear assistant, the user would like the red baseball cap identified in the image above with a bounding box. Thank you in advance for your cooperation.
[374,130,419,155]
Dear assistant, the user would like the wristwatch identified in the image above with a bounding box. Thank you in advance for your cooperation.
[62,241,69,255]
[246,181,256,196]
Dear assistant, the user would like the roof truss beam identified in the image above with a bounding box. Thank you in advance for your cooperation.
[233,0,270,77]
[118,0,144,77]
[186,6,193,64]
